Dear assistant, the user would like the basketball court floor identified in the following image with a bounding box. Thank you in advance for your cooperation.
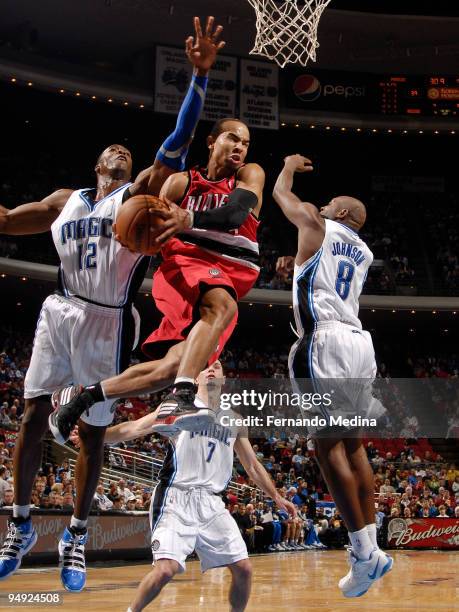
[3,550,458,611]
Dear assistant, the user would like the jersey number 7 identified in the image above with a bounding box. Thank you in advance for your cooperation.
[206,441,217,463]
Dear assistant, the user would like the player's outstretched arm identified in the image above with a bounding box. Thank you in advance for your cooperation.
[234,437,297,516]
[0,189,72,235]
[70,415,158,447]
[273,154,322,228]
[129,16,225,198]
[103,409,160,445]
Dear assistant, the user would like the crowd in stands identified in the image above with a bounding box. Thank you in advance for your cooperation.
[2,422,457,552]
[1,329,458,553]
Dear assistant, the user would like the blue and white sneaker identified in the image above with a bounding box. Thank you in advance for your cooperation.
[0,518,38,579]
[58,527,88,592]
[338,548,393,597]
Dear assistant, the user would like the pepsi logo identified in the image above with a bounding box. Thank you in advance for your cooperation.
[293,74,321,102]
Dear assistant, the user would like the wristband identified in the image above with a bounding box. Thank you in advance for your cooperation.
[186,209,194,229]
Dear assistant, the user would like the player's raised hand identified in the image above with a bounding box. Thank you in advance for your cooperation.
[276,255,295,276]
[185,16,225,74]
[283,154,313,173]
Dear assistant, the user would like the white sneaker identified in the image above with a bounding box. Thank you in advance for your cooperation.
[338,548,393,598]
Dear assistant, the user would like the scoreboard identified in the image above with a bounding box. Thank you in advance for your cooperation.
[283,69,459,118]
[379,75,459,117]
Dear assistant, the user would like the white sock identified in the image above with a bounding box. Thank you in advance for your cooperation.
[348,527,374,560]
[174,376,194,386]
[70,516,88,531]
[99,382,108,400]
[13,504,30,519]
[366,523,378,549]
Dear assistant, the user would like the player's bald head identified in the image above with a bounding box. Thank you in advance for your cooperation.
[320,196,367,230]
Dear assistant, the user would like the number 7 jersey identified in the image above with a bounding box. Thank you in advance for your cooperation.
[293,219,373,333]
[51,184,148,307]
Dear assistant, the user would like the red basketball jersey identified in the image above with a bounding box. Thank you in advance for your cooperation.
[167,167,260,270]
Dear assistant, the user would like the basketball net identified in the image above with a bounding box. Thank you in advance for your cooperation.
[247,0,332,68]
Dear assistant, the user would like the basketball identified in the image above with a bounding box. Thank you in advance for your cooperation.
[114,194,170,255]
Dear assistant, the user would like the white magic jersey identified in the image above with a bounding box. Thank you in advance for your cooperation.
[158,407,238,494]
[51,184,147,307]
[292,219,373,333]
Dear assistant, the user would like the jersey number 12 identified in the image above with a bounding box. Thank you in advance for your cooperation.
[78,242,97,270]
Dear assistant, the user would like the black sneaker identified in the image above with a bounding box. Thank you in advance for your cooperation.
[49,385,93,445]
[152,388,214,436]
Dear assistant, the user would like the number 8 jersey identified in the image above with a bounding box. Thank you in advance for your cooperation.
[51,184,148,307]
[292,219,373,333]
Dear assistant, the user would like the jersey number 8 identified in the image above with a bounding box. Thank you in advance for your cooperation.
[335,260,355,301]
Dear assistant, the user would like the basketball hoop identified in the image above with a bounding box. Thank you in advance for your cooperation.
[247,0,332,68]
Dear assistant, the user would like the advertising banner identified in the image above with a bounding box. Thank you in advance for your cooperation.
[240,59,279,130]
[316,501,336,518]
[0,512,151,554]
[155,46,237,120]
[0,428,18,445]
[386,517,459,549]
[371,175,445,193]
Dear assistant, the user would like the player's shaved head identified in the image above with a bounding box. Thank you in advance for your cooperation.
[320,196,367,231]
[334,196,367,228]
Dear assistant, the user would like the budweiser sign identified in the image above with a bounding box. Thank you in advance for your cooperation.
[387,517,459,549]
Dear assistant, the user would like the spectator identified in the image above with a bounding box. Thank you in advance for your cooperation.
[0,489,14,507]
[111,496,124,511]
[117,479,135,504]
[451,476,459,496]
[93,484,114,511]
[62,493,74,510]
[380,478,396,495]
[0,466,10,504]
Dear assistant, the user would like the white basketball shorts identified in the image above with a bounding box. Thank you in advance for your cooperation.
[149,485,248,572]
[24,293,139,426]
[288,320,381,432]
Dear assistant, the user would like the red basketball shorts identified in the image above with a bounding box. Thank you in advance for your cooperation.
[142,240,259,362]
